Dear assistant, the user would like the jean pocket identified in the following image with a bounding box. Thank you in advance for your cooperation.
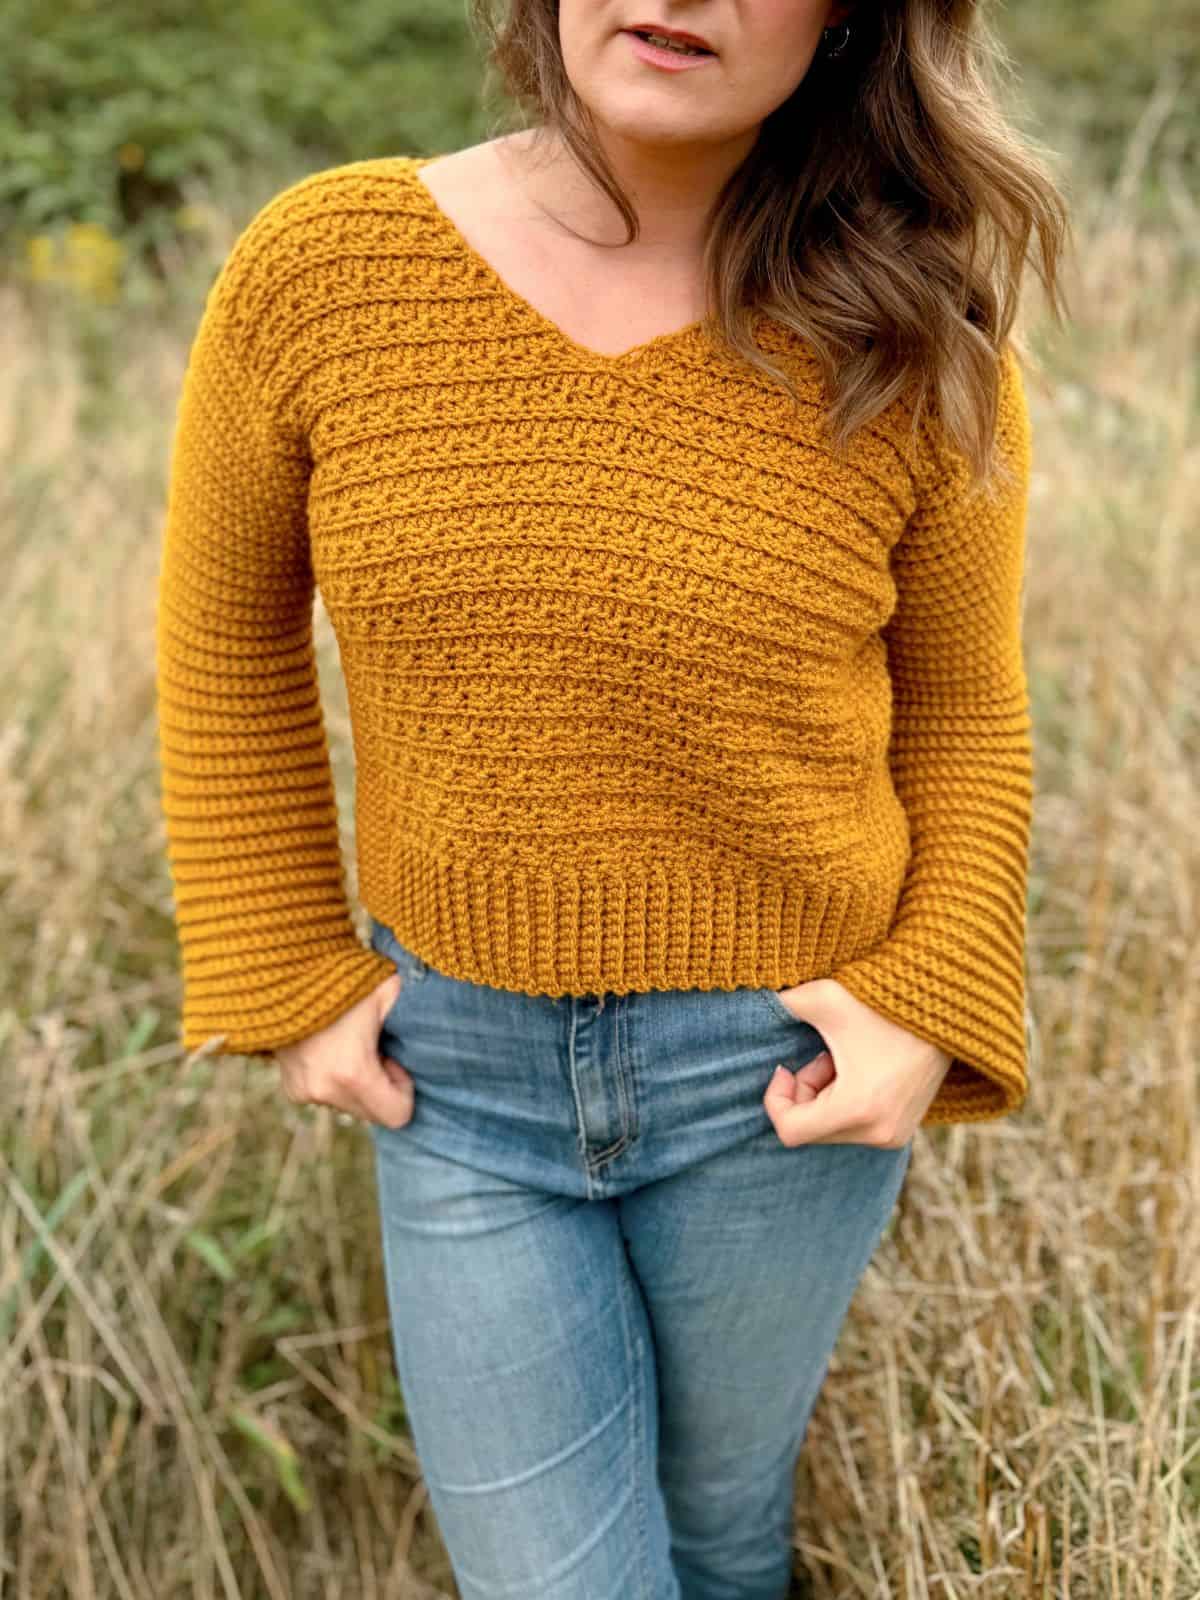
[369,916,429,997]
[756,984,809,1028]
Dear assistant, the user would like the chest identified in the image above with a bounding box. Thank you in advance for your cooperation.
[303,364,910,658]
[294,162,918,641]
[417,158,709,360]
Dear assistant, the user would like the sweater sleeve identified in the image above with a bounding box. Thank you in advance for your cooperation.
[154,248,398,1059]
[828,344,1036,1123]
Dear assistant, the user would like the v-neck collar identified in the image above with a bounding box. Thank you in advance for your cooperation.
[397,153,713,370]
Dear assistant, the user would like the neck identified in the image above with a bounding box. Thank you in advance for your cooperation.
[499,125,756,257]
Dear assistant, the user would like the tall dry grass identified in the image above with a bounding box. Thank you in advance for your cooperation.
[2,119,1198,1598]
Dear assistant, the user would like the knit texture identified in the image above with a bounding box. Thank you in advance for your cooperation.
[155,154,1036,1124]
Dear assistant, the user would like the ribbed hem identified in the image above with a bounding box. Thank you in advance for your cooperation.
[361,835,904,1000]
[361,836,1030,1126]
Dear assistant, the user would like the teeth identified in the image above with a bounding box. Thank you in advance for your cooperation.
[640,30,707,53]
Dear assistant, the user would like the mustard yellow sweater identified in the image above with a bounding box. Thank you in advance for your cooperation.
[155,154,1036,1124]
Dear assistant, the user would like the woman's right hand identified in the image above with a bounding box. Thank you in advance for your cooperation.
[274,971,415,1129]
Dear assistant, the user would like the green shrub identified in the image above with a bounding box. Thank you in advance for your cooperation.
[0,0,490,256]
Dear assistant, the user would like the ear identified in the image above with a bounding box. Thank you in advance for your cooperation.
[826,2,854,23]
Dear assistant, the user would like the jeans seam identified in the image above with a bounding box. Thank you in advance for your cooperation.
[584,999,636,1172]
[613,994,637,1150]
[614,1236,653,1600]
[619,994,640,1147]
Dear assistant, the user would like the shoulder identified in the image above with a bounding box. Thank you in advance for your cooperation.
[914,339,1033,506]
[211,156,427,315]
[218,138,515,283]
[198,154,440,394]
[996,340,1033,462]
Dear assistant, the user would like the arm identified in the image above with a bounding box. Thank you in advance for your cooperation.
[154,243,396,1058]
[828,343,1036,1122]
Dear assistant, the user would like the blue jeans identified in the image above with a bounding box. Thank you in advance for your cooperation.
[367,915,911,1600]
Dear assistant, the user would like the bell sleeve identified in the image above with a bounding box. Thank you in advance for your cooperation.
[153,248,397,1058]
[828,343,1037,1122]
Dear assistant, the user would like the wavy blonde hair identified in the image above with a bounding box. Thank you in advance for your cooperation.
[467,0,1072,488]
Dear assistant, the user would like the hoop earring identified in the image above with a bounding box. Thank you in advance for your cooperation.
[821,22,851,59]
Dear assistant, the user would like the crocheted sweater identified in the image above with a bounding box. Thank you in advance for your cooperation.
[155,154,1036,1124]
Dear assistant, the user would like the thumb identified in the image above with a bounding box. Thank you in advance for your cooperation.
[773,978,827,1028]
[376,970,403,1019]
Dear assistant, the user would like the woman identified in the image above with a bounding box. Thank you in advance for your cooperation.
[156,1,1068,1594]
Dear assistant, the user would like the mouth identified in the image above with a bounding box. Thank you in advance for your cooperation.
[622,24,716,57]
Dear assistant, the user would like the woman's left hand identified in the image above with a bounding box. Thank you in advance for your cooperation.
[761,978,953,1148]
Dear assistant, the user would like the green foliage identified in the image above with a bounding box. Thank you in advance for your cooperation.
[0,0,490,253]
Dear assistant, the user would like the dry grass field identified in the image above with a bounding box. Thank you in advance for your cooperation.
[2,92,1198,1600]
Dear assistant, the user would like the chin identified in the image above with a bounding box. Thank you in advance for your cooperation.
[585,97,721,147]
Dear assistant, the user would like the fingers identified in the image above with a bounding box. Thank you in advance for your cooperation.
[793,1050,836,1096]
[761,1054,831,1119]
[273,971,417,1130]
[762,1051,902,1148]
[762,1051,835,1108]
[762,1058,846,1145]
[284,1055,415,1130]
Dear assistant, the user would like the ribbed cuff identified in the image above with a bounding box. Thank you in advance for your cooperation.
[179,938,400,1059]
[827,943,1029,1124]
